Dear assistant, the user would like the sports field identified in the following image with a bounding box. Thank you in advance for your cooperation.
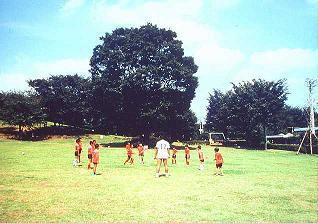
[0,136,317,223]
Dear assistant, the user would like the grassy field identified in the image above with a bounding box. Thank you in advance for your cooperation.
[0,136,317,223]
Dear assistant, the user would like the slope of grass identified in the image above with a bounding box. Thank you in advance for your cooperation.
[0,137,317,223]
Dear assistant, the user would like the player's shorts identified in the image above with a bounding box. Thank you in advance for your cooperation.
[79,149,82,155]
[172,154,176,159]
[88,154,92,159]
[216,163,223,168]
[127,155,132,159]
[185,155,190,159]
[139,153,144,156]
[200,159,204,163]
[75,151,79,156]
[93,162,98,165]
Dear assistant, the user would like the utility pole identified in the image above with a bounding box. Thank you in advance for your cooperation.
[307,79,317,154]
[297,78,317,155]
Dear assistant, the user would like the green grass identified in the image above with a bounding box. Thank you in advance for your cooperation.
[0,137,317,223]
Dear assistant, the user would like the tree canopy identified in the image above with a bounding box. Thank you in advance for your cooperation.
[0,91,45,131]
[90,23,198,139]
[206,79,288,146]
[28,75,91,127]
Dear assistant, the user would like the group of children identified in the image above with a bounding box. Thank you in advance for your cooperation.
[73,139,224,176]
[73,138,100,175]
[122,142,224,176]
[124,142,146,165]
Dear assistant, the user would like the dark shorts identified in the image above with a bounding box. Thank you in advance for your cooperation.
[172,154,176,159]
[75,151,79,156]
[216,163,223,168]
[79,149,82,155]
[93,162,98,165]
[185,155,190,159]
[127,155,132,159]
[139,153,144,157]
[88,154,92,159]
[200,159,204,163]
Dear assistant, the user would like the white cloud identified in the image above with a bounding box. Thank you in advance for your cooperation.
[234,48,318,81]
[306,0,318,6]
[61,0,85,14]
[210,0,241,10]
[33,58,90,77]
[0,58,90,92]
[0,73,30,91]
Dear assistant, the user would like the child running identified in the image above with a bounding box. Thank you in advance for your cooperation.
[185,145,190,165]
[124,142,134,165]
[137,143,144,164]
[92,144,100,175]
[172,147,177,164]
[197,145,204,170]
[87,141,94,169]
[214,147,224,176]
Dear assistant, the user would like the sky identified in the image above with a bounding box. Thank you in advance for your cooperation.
[0,0,317,121]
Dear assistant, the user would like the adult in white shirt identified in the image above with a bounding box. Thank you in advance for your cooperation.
[154,137,170,177]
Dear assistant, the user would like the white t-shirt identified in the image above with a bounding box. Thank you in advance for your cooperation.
[156,139,170,159]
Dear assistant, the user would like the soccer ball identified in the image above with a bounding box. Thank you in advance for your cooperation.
[22,152,25,155]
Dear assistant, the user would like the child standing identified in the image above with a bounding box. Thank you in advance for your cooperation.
[137,143,144,164]
[185,145,190,165]
[214,147,224,176]
[124,142,134,165]
[73,138,82,166]
[172,147,177,164]
[197,145,204,170]
[92,144,100,175]
[87,141,93,169]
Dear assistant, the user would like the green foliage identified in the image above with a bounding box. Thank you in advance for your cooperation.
[90,23,198,139]
[28,75,91,128]
[0,91,45,131]
[206,79,288,146]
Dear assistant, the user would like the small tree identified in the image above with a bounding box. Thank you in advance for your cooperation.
[0,91,45,132]
[206,79,288,146]
[28,74,91,127]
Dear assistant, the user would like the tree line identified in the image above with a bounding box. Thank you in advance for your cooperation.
[205,79,313,146]
[0,24,313,146]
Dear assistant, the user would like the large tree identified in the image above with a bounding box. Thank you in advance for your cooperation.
[206,79,288,146]
[90,23,198,139]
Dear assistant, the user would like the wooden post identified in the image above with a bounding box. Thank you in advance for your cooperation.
[297,131,307,155]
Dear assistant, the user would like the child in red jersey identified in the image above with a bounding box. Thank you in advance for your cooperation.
[172,147,177,164]
[87,141,93,169]
[214,147,224,176]
[124,142,134,165]
[92,144,100,175]
[185,145,190,165]
[73,138,82,166]
[197,145,204,170]
[137,143,144,164]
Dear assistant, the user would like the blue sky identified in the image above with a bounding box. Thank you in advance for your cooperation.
[0,0,317,121]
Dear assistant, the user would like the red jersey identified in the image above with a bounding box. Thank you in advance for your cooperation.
[92,149,100,163]
[126,144,133,155]
[137,145,144,155]
[185,147,190,155]
[75,143,81,152]
[215,152,223,164]
[88,145,93,155]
